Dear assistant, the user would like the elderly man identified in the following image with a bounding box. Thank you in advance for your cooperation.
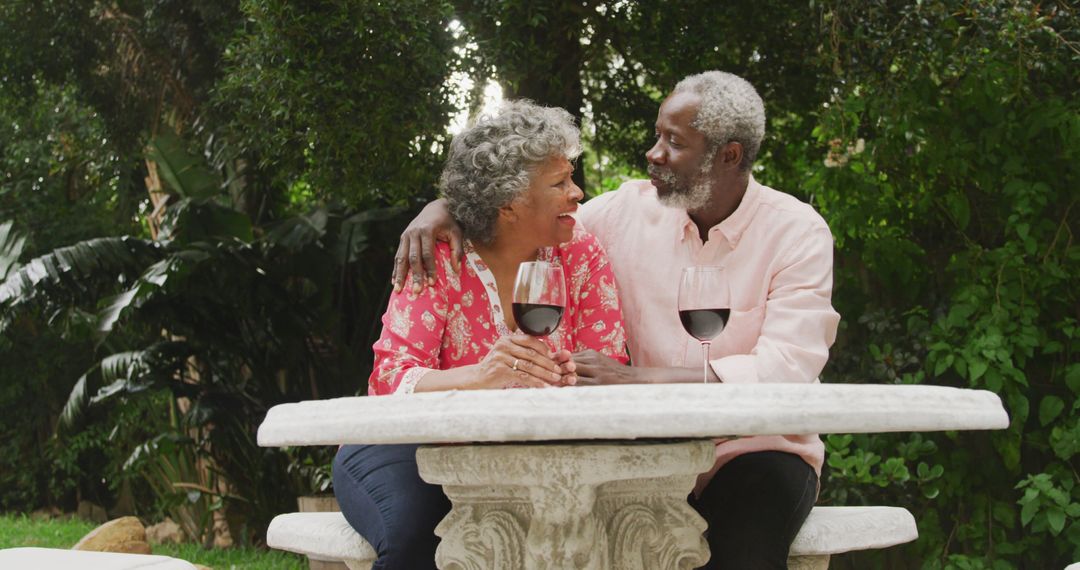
[394,71,840,569]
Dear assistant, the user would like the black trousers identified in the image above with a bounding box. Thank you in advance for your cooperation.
[691,451,818,569]
[334,445,816,570]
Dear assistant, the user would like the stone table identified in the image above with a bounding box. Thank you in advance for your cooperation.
[259,383,1009,569]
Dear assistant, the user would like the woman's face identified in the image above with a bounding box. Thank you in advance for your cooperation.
[507,155,583,248]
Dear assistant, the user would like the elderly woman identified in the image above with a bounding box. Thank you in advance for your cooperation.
[333,100,627,569]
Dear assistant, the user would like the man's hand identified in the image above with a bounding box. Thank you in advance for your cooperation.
[552,348,577,385]
[393,199,464,293]
[573,350,638,386]
[574,351,720,385]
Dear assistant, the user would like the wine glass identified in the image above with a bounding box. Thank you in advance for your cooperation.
[678,266,730,383]
[512,261,566,337]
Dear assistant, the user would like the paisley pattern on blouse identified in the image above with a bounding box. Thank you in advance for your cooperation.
[369,227,629,395]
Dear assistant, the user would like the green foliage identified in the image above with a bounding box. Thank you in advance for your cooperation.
[804,1,1080,566]
[0,82,141,253]
[123,428,222,546]
[0,78,146,504]
[216,0,460,206]
[285,447,335,495]
[1,133,407,540]
[147,129,224,201]
[1017,473,1080,540]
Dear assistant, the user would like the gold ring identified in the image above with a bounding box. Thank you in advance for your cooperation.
[511,359,520,371]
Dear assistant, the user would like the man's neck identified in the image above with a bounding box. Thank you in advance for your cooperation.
[686,172,750,242]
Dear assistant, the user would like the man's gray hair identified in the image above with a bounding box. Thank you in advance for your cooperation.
[439,100,581,245]
[672,71,765,170]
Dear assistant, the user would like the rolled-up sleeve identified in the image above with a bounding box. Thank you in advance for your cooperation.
[710,226,840,383]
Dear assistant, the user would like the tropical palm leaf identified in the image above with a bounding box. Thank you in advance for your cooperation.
[0,236,160,313]
[59,341,193,433]
[147,129,221,200]
[263,208,330,252]
[0,220,27,281]
[157,198,253,245]
[334,206,405,264]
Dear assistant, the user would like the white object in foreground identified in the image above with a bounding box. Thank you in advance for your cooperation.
[258,383,1009,447]
[788,506,918,569]
[267,512,377,570]
[0,547,196,569]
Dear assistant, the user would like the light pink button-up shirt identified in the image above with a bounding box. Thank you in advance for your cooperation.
[578,176,840,491]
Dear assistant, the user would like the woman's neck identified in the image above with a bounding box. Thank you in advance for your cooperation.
[472,235,539,273]
[472,235,541,332]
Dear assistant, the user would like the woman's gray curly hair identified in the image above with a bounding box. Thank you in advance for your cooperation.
[672,71,765,171]
[439,100,581,245]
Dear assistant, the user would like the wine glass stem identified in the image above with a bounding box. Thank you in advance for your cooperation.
[702,341,711,383]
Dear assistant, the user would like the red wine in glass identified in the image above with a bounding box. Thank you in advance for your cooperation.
[512,261,566,338]
[512,303,564,336]
[678,266,730,383]
[679,308,731,341]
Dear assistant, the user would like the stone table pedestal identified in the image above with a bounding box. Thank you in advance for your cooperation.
[417,440,715,570]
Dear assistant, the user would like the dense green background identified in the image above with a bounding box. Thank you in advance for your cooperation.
[1,1,1076,567]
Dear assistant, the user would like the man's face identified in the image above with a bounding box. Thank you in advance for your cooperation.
[646,91,715,210]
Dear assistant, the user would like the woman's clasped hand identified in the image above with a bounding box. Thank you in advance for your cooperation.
[472,333,577,389]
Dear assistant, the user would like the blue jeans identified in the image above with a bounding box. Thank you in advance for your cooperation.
[333,444,450,570]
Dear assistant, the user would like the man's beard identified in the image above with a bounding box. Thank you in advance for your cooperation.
[649,153,715,211]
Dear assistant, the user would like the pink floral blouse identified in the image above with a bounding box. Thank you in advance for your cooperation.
[369,228,628,396]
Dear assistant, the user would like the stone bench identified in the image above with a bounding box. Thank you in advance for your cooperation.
[0,547,197,569]
[267,505,917,569]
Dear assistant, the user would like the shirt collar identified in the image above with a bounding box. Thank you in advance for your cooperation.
[678,175,762,247]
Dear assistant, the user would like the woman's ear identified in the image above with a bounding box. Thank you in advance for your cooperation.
[498,203,519,223]
[500,193,531,223]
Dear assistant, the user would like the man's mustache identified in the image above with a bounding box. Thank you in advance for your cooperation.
[647,165,676,183]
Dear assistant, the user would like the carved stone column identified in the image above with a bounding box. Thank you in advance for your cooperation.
[416,440,714,570]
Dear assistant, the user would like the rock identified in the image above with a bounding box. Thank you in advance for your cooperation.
[29,507,61,521]
[76,500,108,524]
[146,518,185,545]
[71,516,152,555]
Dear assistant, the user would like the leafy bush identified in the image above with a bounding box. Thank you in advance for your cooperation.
[0,134,407,541]
[216,0,459,206]
[801,2,1080,567]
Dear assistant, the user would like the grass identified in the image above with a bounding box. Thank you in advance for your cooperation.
[0,513,308,569]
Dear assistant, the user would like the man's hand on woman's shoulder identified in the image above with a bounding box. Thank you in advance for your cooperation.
[393,198,465,293]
